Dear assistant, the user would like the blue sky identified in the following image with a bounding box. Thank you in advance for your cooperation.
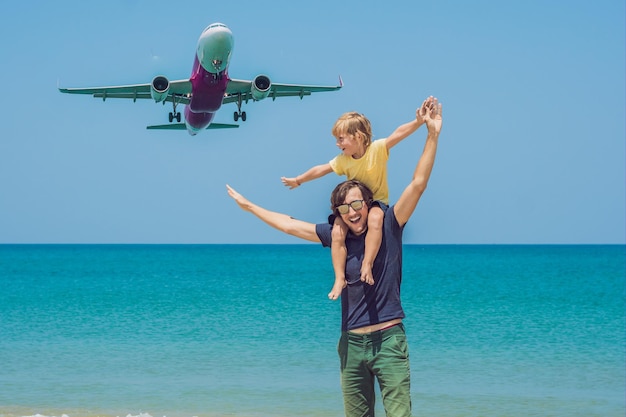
[1,0,624,244]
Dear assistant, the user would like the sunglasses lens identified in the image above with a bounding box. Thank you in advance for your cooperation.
[336,200,364,214]
[351,200,363,210]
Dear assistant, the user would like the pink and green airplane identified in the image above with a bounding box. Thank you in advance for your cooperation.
[59,22,342,136]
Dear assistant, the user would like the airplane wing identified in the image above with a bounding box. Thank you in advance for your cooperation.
[59,77,341,106]
[224,77,342,104]
[58,79,193,105]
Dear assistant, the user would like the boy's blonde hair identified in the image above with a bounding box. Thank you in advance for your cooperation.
[331,112,373,148]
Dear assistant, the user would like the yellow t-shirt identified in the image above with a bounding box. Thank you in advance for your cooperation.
[329,139,389,204]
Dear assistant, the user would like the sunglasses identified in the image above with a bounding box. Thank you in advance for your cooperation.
[335,199,366,215]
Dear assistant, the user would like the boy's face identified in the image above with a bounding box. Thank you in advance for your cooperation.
[335,132,364,158]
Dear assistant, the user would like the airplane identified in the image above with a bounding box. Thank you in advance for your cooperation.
[58,22,342,136]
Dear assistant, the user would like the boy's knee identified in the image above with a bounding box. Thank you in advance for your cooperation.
[332,218,348,239]
[368,207,384,226]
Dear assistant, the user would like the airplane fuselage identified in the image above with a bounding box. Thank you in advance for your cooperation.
[185,23,234,135]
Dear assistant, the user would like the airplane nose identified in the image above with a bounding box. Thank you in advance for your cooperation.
[203,22,230,33]
[197,23,234,74]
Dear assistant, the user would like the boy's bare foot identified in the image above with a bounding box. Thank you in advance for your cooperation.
[360,265,375,285]
[328,279,347,300]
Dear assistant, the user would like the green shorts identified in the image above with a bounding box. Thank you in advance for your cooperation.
[337,323,411,417]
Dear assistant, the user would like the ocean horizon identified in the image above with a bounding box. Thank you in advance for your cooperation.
[1,244,624,417]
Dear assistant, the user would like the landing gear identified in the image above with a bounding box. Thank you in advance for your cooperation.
[233,93,247,122]
[169,96,181,123]
[234,110,246,122]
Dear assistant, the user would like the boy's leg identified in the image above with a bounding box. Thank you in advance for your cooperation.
[329,216,348,300]
[328,217,348,300]
[361,206,384,285]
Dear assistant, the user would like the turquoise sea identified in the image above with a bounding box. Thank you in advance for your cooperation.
[0,244,624,417]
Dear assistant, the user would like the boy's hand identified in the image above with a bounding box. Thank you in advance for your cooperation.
[281,176,300,189]
[416,96,434,124]
[424,98,443,134]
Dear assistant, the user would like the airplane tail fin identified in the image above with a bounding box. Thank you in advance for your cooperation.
[146,123,240,130]
[146,123,187,130]
[203,123,240,129]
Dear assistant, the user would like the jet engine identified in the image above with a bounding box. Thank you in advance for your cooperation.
[151,76,170,102]
[250,75,271,100]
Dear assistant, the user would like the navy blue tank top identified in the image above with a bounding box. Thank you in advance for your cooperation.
[316,205,405,331]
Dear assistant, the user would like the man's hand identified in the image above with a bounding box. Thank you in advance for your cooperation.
[226,184,253,212]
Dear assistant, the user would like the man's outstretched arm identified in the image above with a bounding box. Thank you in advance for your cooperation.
[226,185,321,243]
[394,99,443,227]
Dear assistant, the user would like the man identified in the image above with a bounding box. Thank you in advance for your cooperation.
[226,98,442,417]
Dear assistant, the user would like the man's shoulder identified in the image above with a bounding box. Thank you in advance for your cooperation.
[315,222,333,247]
[383,204,401,230]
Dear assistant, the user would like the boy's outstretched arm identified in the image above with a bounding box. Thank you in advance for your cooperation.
[281,163,333,189]
[226,184,321,242]
[384,96,434,150]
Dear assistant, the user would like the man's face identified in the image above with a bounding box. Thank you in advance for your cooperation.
[338,187,369,236]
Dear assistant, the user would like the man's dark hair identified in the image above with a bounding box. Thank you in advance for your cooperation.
[330,180,374,214]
